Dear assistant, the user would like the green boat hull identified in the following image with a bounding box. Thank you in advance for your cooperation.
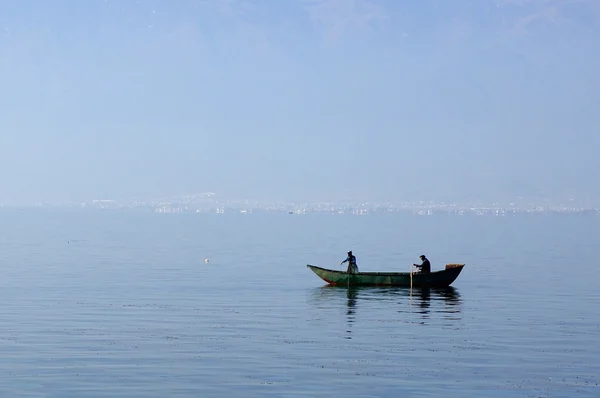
[306,263,465,288]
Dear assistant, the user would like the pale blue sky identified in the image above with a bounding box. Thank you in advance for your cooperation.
[1,0,599,204]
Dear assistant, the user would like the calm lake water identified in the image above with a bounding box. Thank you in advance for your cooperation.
[0,209,599,397]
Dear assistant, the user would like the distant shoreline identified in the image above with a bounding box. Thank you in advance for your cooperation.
[1,205,598,217]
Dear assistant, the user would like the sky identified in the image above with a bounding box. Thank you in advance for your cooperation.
[1,0,599,205]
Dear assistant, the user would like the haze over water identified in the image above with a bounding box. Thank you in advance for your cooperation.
[1,210,598,397]
[1,0,600,205]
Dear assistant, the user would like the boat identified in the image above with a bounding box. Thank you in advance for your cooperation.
[306,263,465,288]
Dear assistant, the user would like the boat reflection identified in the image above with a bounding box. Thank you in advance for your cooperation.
[312,284,460,303]
[411,286,462,315]
[309,284,463,329]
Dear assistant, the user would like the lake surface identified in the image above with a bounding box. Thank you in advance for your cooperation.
[0,209,599,397]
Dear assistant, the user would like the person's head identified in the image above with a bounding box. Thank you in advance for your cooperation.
[419,255,426,260]
[348,251,353,256]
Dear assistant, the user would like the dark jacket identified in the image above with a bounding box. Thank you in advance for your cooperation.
[417,258,431,273]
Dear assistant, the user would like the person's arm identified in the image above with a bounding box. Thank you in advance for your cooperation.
[341,257,348,264]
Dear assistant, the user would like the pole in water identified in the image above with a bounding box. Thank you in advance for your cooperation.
[347,265,351,289]
[409,264,413,304]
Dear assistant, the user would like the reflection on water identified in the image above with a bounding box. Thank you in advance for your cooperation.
[311,285,461,309]
[309,285,463,338]
[411,286,462,316]
[345,287,357,338]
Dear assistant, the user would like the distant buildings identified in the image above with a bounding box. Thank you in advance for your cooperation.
[4,192,599,216]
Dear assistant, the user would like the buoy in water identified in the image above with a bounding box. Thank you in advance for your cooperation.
[204,258,209,263]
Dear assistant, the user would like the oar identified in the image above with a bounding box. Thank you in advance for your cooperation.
[341,261,351,288]
[347,264,351,289]
[348,269,350,289]
[409,264,413,304]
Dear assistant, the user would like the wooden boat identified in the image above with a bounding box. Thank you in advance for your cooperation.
[306,263,465,288]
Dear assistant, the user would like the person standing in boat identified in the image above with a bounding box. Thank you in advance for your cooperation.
[413,255,431,274]
[341,251,359,274]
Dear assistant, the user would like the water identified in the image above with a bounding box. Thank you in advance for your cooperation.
[0,209,599,397]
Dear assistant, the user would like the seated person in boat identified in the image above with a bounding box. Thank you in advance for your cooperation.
[413,255,431,273]
[341,251,359,274]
